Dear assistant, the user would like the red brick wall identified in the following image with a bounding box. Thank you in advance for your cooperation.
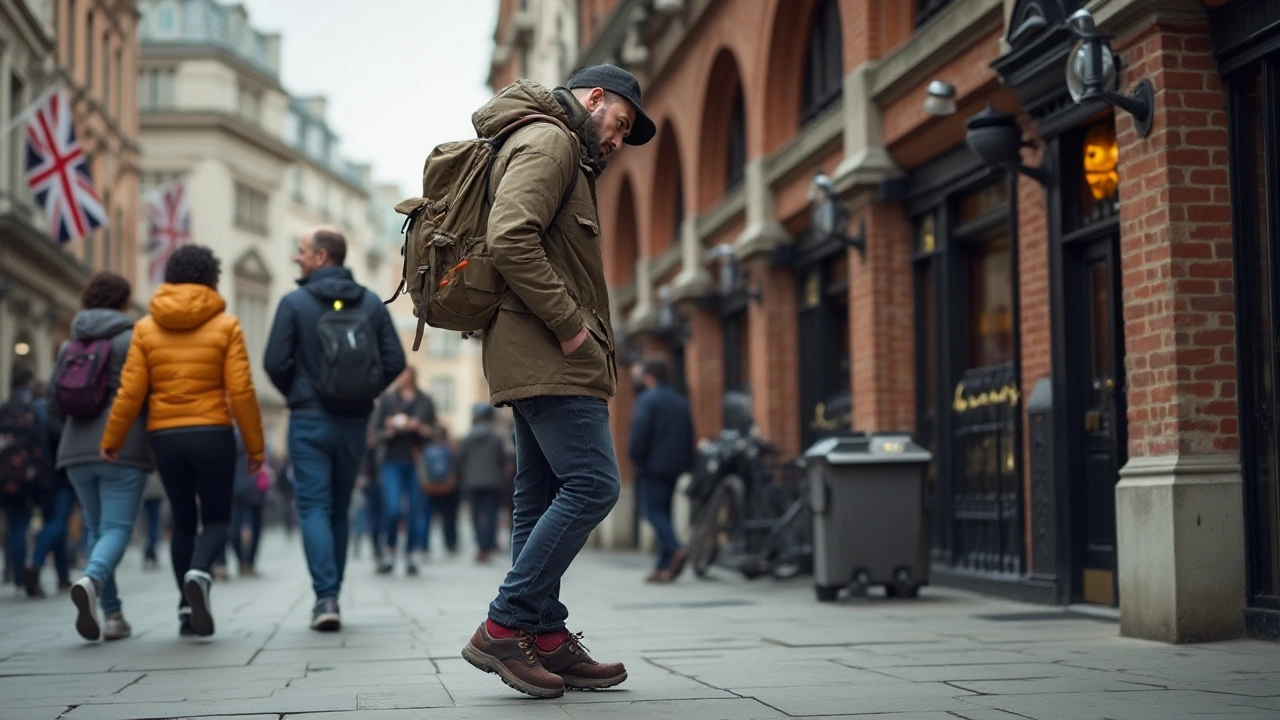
[1115,21,1238,458]
[683,301,726,442]
[748,258,802,459]
[851,203,916,433]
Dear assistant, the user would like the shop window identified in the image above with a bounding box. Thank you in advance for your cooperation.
[801,0,843,125]
[965,235,1013,368]
[726,87,746,190]
[1081,119,1120,224]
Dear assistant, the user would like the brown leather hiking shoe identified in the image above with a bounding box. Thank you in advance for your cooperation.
[461,623,565,698]
[537,632,627,690]
[668,548,689,580]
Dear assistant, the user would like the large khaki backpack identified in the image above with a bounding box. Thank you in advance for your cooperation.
[388,114,580,350]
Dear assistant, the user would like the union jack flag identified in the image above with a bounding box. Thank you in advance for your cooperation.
[24,88,107,244]
[145,179,191,286]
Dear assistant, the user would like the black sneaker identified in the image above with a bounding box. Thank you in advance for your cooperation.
[311,597,340,632]
[182,569,215,636]
[406,563,419,576]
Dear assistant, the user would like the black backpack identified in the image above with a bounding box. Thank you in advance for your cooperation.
[311,296,385,404]
[0,398,45,503]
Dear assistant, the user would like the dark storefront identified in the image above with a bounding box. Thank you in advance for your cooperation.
[907,145,1025,590]
[1217,0,1280,639]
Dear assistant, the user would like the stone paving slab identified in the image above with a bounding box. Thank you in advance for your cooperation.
[2,529,1278,719]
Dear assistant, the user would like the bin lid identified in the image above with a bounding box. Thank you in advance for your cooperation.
[804,432,933,464]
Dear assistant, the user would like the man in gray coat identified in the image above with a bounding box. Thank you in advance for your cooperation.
[456,403,509,564]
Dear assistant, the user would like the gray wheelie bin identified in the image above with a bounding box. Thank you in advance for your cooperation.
[804,433,933,602]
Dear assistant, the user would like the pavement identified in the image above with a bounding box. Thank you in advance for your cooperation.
[2,529,1279,720]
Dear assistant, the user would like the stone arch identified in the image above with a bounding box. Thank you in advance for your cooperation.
[608,175,639,286]
[649,119,685,258]
[696,47,748,212]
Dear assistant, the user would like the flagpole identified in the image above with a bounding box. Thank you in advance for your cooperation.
[0,80,60,139]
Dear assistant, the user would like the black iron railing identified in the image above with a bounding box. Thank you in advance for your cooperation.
[950,363,1024,575]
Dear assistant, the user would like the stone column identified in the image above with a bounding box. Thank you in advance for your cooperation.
[1113,18,1245,643]
[731,159,787,259]
[0,291,14,401]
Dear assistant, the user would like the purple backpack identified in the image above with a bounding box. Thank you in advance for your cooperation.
[54,338,113,419]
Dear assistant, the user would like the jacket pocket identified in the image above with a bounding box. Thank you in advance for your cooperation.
[574,213,600,236]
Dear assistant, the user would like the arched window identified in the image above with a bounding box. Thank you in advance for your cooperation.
[801,0,843,124]
[726,87,746,189]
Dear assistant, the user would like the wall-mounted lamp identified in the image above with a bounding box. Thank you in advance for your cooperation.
[704,243,763,305]
[965,104,1050,185]
[1066,9,1153,137]
[808,171,866,257]
[924,80,957,116]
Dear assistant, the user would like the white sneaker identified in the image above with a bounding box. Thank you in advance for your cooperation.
[70,577,100,641]
[102,613,132,640]
[182,569,215,637]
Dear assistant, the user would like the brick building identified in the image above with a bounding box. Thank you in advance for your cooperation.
[488,0,1280,642]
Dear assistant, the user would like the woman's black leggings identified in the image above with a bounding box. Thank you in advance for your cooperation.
[151,427,235,599]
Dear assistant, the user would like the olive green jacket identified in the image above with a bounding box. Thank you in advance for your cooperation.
[473,79,617,405]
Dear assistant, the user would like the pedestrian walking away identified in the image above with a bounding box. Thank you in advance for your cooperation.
[628,356,695,584]
[372,367,436,575]
[24,380,74,598]
[457,403,510,564]
[264,226,405,632]
[140,471,166,571]
[452,64,655,699]
[51,272,156,641]
[229,427,269,578]
[100,245,265,639]
[1,366,55,597]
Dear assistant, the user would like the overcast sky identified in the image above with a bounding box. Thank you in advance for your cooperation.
[239,0,498,196]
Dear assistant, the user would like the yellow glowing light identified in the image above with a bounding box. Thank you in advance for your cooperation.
[14,342,30,356]
[1083,122,1119,201]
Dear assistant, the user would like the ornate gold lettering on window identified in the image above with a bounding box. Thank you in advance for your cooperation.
[952,381,1020,413]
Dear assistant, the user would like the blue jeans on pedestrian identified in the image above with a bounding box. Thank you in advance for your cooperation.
[143,498,162,559]
[470,489,502,553]
[4,502,31,589]
[488,396,620,633]
[289,411,367,600]
[66,463,147,615]
[381,460,423,554]
[230,503,263,567]
[30,487,73,578]
[641,473,683,569]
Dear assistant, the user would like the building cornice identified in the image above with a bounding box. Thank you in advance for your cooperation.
[141,43,284,93]
[141,109,296,163]
[2,0,57,53]
[870,0,1005,105]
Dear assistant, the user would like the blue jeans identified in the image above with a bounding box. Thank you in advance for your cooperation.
[289,412,367,600]
[67,463,146,615]
[31,487,74,579]
[143,498,162,559]
[230,503,263,567]
[4,503,31,588]
[641,473,683,569]
[382,460,424,554]
[488,396,620,633]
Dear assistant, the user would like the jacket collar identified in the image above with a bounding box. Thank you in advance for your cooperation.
[552,87,606,178]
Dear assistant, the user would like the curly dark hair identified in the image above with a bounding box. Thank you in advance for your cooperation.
[80,272,132,310]
[164,244,221,287]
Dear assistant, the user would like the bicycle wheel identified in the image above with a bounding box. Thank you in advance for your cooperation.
[690,481,739,577]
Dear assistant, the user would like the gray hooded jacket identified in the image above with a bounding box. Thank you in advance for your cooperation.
[54,309,154,471]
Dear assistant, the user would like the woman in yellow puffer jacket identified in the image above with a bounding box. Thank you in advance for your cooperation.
[101,245,263,638]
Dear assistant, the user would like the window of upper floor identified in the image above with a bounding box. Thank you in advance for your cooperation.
[234,181,269,235]
[138,67,176,110]
[801,0,843,125]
